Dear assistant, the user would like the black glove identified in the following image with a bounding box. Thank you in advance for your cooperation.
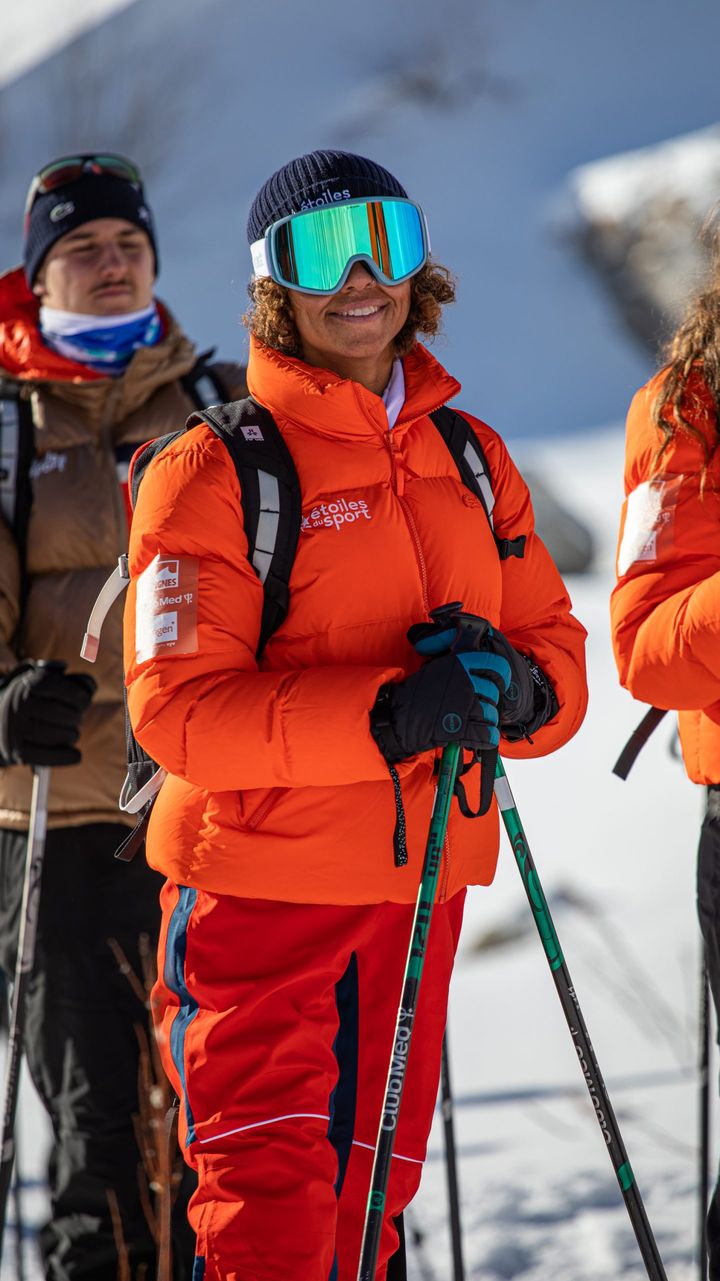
[409,611,558,743]
[478,629,558,742]
[0,662,97,767]
[369,647,510,765]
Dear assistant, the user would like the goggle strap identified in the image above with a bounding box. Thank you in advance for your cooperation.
[251,238,271,279]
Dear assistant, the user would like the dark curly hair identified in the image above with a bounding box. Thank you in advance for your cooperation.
[244,258,456,358]
[653,210,720,488]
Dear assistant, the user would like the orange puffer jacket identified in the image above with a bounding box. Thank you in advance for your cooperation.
[612,367,720,785]
[124,336,587,905]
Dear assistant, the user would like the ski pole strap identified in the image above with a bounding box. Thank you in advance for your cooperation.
[114,797,155,863]
[387,764,408,867]
[612,706,668,780]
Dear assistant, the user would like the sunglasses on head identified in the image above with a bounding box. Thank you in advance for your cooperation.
[24,153,143,220]
[250,196,430,295]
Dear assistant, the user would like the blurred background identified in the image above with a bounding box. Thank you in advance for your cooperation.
[2,0,720,446]
[3,2,720,1277]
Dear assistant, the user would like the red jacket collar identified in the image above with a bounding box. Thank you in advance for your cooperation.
[0,266,168,384]
[246,336,461,439]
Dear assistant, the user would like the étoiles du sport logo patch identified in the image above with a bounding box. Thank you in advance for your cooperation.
[301,496,372,533]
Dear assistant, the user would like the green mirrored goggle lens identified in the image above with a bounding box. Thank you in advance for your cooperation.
[270,199,427,292]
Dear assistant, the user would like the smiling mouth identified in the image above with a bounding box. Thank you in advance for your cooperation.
[331,303,386,319]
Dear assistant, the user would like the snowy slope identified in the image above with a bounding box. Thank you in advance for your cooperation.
[0,0,136,89]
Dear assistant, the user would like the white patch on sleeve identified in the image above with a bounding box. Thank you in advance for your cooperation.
[135,555,199,663]
[617,476,682,577]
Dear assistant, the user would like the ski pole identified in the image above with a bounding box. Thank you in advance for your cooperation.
[441,1029,465,1281]
[699,949,711,1281]
[0,764,51,1260]
[494,756,669,1281]
[357,740,461,1281]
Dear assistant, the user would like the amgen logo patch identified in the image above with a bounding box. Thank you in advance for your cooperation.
[152,612,178,645]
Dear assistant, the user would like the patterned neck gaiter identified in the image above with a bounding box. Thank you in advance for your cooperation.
[39,302,162,375]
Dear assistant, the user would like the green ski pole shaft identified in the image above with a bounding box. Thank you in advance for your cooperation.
[357,742,461,1281]
[494,757,668,1281]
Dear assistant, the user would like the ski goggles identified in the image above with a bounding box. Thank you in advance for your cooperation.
[24,153,143,220]
[250,197,430,294]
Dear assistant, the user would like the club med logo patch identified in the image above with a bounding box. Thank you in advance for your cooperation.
[301,496,372,533]
[135,554,199,663]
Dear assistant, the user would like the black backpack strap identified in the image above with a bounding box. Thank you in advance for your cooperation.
[0,380,34,560]
[114,395,300,861]
[429,406,526,561]
[188,396,302,655]
[180,349,231,410]
[612,706,668,780]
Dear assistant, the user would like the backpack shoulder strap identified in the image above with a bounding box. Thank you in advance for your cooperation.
[188,396,302,654]
[0,379,34,559]
[180,349,231,410]
[429,405,525,561]
[612,706,668,780]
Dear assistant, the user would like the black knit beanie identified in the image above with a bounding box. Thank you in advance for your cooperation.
[246,149,408,244]
[24,168,159,287]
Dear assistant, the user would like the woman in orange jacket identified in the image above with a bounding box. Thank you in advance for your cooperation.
[611,233,720,1278]
[124,149,588,1281]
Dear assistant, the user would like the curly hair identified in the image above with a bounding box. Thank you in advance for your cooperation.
[243,257,456,359]
[653,210,720,486]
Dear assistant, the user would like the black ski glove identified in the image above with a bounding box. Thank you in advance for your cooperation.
[0,662,97,767]
[369,647,511,765]
[409,612,558,742]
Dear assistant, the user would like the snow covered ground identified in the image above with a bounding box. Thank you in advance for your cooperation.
[0,426,706,1280]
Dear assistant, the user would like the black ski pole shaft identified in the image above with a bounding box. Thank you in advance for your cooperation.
[357,741,461,1281]
[12,1134,25,1281]
[0,766,51,1261]
[699,949,711,1281]
[441,1029,465,1281]
[494,757,669,1281]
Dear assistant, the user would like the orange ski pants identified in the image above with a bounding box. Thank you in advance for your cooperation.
[153,884,466,1281]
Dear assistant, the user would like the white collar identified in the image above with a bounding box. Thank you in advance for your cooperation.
[382,358,405,430]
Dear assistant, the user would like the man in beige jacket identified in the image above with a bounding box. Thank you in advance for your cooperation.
[0,153,246,1280]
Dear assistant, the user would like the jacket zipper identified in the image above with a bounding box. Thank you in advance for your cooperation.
[386,426,451,900]
[243,786,285,832]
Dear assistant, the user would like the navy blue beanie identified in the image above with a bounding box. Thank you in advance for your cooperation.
[246,149,408,244]
[24,170,158,287]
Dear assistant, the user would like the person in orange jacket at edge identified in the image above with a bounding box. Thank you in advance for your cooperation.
[611,219,720,1279]
[123,149,588,1281]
